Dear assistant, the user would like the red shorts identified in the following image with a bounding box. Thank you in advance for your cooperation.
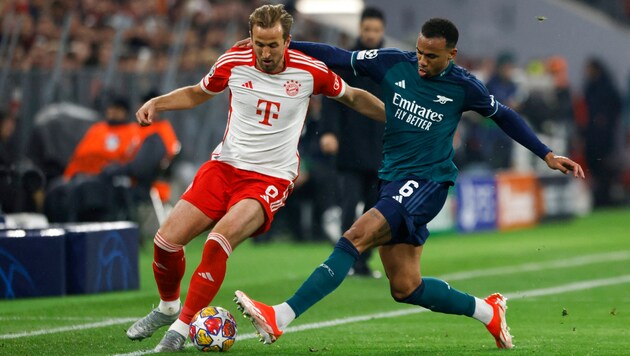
[181,160,293,236]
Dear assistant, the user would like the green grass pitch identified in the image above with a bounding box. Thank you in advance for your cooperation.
[1,208,629,355]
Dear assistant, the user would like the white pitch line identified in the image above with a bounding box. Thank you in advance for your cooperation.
[0,318,137,340]
[2,251,628,342]
[505,274,630,299]
[112,273,630,356]
[439,250,630,281]
[0,316,104,321]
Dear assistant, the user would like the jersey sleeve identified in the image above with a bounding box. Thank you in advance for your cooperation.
[350,48,412,84]
[462,76,499,117]
[289,41,353,71]
[491,103,552,159]
[462,72,551,159]
[313,67,346,99]
[198,54,232,94]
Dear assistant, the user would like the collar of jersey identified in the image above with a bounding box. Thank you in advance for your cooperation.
[280,47,290,72]
[438,61,454,77]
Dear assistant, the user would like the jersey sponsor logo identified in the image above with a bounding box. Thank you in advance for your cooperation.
[256,99,281,126]
[395,80,406,89]
[356,49,378,60]
[392,195,403,203]
[392,92,444,131]
[283,79,301,96]
[433,95,453,104]
[242,81,253,89]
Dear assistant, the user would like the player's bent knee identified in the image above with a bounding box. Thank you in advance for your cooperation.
[391,289,416,302]
[342,226,361,241]
[154,231,183,252]
[390,282,420,302]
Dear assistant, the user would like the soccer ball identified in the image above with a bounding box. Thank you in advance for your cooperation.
[189,306,238,352]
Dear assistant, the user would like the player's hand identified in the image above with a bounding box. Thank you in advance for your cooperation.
[136,100,156,126]
[544,152,585,178]
[234,37,252,48]
[319,133,339,155]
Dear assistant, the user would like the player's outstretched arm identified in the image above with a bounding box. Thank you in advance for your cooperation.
[490,104,584,179]
[334,86,385,123]
[543,152,585,178]
[289,41,353,70]
[233,38,353,70]
[136,85,214,126]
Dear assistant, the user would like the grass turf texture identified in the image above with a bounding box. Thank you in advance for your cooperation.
[1,208,628,355]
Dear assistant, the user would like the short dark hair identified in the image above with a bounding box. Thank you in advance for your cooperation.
[361,7,385,25]
[421,18,459,48]
[249,4,294,41]
[107,96,130,112]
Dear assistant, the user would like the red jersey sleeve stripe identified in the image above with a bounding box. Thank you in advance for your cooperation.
[216,54,252,68]
[215,58,252,70]
[289,51,328,71]
[290,59,329,74]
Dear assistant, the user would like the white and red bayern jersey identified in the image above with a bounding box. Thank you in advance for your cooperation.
[199,47,346,181]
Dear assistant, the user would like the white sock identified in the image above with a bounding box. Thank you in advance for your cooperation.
[472,297,493,325]
[158,299,181,316]
[168,318,189,337]
[273,302,296,330]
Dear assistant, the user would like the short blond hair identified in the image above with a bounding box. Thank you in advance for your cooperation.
[249,4,293,40]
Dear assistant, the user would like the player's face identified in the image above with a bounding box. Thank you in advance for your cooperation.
[415,34,457,78]
[105,106,128,123]
[251,23,290,74]
[359,18,385,49]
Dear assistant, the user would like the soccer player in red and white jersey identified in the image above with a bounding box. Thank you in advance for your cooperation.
[125,4,385,352]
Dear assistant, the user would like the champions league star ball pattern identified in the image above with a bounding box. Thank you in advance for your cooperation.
[189,306,237,352]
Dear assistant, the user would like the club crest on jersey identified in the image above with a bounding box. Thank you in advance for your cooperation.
[433,95,453,104]
[284,80,301,96]
[105,134,120,151]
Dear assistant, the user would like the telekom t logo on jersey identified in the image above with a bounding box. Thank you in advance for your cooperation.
[256,99,281,126]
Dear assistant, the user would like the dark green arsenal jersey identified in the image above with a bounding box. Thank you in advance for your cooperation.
[350,48,499,183]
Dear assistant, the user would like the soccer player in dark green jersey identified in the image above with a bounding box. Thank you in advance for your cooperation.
[235,18,585,349]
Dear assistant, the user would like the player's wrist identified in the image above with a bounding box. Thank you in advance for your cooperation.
[543,151,555,163]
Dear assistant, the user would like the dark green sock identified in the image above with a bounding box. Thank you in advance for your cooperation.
[398,277,475,317]
[286,237,358,317]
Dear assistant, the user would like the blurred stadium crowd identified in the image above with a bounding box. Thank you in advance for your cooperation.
[1,0,629,241]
